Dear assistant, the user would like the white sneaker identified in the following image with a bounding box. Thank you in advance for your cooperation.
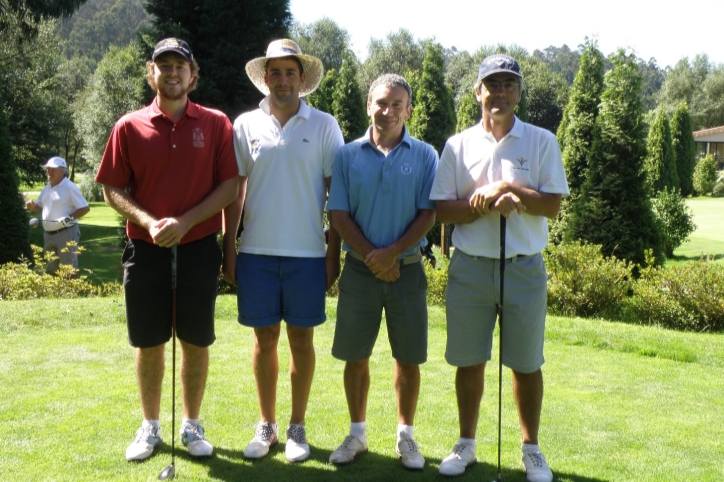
[522,446,552,482]
[439,442,477,477]
[329,434,368,465]
[125,424,162,461]
[243,422,278,459]
[285,423,311,463]
[396,432,425,470]
[180,422,213,458]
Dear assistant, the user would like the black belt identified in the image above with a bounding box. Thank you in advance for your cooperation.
[464,252,536,262]
[46,226,72,235]
[347,251,422,266]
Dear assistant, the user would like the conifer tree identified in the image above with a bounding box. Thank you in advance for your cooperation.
[456,89,481,132]
[305,68,337,115]
[0,85,32,264]
[331,49,367,143]
[549,39,604,243]
[670,103,696,196]
[567,50,663,267]
[408,43,455,154]
[644,108,678,194]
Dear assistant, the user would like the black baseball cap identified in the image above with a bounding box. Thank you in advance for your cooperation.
[476,54,522,83]
[152,38,194,62]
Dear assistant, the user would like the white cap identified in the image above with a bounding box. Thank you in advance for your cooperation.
[42,157,67,169]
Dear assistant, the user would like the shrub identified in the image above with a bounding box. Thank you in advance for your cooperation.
[77,170,104,202]
[693,154,718,195]
[0,245,121,300]
[626,259,724,332]
[713,180,724,198]
[424,251,448,306]
[544,241,633,319]
[651,188,696,257]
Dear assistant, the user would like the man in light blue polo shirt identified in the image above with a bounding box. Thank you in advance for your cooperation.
[327,73,438,471]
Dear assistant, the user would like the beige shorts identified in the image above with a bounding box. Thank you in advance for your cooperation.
[445,249,548,373]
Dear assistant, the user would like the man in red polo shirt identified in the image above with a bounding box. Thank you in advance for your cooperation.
[96,38,238,462]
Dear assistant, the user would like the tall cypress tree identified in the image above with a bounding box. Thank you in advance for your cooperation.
[456,89,481,132]
[644,108,678,194]
[567,50,663,267]
[0,85,32,264]
[331,49,367,143]
[408,43,455,154]
[671,103,696,196]
[549,39,604,244]
[306,68,337,115]
[146,0,291,117]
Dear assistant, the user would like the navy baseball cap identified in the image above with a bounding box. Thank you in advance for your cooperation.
[476,54,522,83]
[152,38,194,62]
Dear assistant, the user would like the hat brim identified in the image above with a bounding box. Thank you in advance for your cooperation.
[245,53,324,97]
[477,68,523,83]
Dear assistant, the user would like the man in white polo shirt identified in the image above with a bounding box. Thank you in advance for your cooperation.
[26,156,90,274]
[223,39,344,463]
[430,54,569,481]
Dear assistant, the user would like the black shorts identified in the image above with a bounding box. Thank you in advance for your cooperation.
[122,234,221,348]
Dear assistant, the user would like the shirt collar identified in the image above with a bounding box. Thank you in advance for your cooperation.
[259,97,311,120]
[360,125,412,151]
[480,115,522,141]
[148,97,198,121]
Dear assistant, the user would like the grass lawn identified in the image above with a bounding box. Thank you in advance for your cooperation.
[670,196,724,266]
[2,296,723,481]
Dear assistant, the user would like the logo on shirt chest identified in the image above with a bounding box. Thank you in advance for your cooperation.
[400,163,413,175]
[513,157,529,171]
[192,128,205,148]
[250,139,260,156]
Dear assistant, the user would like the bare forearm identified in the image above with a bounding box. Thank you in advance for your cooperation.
[326,221,342,259]
[179,177,238,230]
[387,209,436,258]
[103,185,157,231]
[437,200,481,224]
[505,184,561,218]
[222,177,247,253]
[330,210,375,257]
[71,206,90,219]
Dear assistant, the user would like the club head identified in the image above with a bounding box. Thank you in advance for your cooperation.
[29,218,39,229]
[158,463,175,480]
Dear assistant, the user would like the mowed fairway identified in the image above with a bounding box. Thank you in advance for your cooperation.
[2,296,723,481]
[672,196,724,265]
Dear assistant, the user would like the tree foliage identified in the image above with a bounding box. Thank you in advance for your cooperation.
[358,29,427,91]
[550,39,603,244]
[291,17,350,73]
[331,48,367,143]
[456,89,480,132]
[670,103,696,196]
[408,43,455,154]
[0,0,86,35]
[567,50,663,268]
[519,57,568,133]
[146,0,292,117]
[0,81,32,265]
[305,68,337,114]
[651,188,696,258]
[533,44,580,84]
[73,42,147,170]
[693,154,718,196]
[644,108,678,194]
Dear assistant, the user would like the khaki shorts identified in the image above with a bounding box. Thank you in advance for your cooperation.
[445,249,548,373]
[332,254,428,365]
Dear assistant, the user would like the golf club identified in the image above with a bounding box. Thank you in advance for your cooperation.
[494,215,506,482]
[159,244,178,480]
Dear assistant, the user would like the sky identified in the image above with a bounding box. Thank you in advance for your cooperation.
[290,0,724,69]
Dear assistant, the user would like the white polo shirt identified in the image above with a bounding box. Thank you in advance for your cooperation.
[36,177,89,231]
[430,117,569,258]
[233,98,344,257]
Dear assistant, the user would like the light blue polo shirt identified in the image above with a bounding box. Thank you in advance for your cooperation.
[328,126,438,259]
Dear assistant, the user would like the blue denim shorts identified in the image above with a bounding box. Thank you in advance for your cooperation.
[235,252,326,328]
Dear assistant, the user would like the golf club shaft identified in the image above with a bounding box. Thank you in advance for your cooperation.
[171,244,177,466]
[497,215,506,482]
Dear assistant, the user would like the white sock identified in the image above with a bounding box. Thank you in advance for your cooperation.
[350,422,366,439]
[182,418,199,426]
[522,443,540,452]
[143,419,160,429]
[459,437,475,447]
[397,424,414,439]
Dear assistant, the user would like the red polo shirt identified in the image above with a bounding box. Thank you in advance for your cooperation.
[96,98,238,244]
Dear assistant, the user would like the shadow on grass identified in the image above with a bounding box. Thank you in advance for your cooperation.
[144,444,612,482]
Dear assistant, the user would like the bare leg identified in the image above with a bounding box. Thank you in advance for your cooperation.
[286,325,315,425]
[344,359,370,422]
[179,340,208,419]
[395,361,420,426]
[136,345,165,420]
[512,369,543,445]
[456,363,486,439]
[253,324,281,423]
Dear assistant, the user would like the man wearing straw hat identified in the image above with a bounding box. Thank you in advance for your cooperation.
[223,39,344,463]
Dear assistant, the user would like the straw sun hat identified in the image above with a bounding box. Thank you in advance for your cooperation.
[245,39,324,97]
